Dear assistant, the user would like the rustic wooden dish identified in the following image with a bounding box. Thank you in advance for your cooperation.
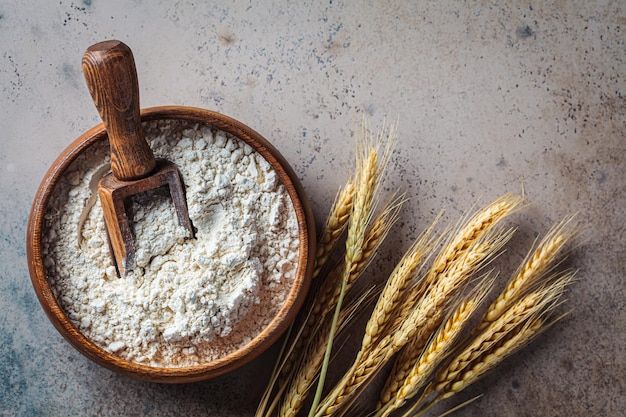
[26,106,316,383]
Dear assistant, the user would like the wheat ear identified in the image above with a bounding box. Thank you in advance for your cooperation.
[429,193,524,279]
[406,271,575,417]
[430,275,571,396]
[482,214,579,325]
[377,310,442,409]
[376,239,497,411]
[290,194,401,385]
[279,144,395,385]
[441,318,543,400]
[361,216,440,355]
[313,179,356,279]
[281,197,398,383]
[392,228,513,352]
[385,194,523,339]
[321,193,405,318]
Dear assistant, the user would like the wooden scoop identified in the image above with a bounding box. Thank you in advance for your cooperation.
[82,40,194,275]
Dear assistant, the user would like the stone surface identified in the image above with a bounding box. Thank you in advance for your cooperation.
[1,1,624,416]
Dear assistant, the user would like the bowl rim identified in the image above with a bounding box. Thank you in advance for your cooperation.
[26,106,316,383]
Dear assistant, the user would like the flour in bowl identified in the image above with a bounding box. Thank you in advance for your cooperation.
[42,119,300,367]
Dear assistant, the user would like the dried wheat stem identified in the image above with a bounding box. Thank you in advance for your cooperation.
[313,179,356,280]
[482,214,579,325]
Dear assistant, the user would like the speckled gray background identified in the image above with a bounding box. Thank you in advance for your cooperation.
[1,1,624,416]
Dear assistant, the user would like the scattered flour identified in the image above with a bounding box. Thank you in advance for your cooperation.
[42,119,300,367]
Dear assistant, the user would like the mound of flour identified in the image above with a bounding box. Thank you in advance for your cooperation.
[42,119,300,367]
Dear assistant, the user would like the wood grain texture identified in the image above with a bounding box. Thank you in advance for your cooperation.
[82,40,156,181]
[26,107,316,383]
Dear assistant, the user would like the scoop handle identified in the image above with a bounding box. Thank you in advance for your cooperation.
[82,40,156,181]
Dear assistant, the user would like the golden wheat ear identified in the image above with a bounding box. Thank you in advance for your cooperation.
[313,179,356,280]
[481,213,580,327]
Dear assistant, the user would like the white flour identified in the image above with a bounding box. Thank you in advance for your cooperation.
[42,120,300,367]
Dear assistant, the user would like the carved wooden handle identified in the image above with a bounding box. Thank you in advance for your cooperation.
[82,40,156,181]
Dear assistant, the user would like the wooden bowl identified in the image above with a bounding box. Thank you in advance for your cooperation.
[26,106,315,383]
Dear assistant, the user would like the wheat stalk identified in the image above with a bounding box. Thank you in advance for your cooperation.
[280,197,398,384]
[279,287,376,417]
[278,197,402,416]
[277,145,397,389]
[308,121,396,416]
[257,114,579,417]
[279,320,332,417]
